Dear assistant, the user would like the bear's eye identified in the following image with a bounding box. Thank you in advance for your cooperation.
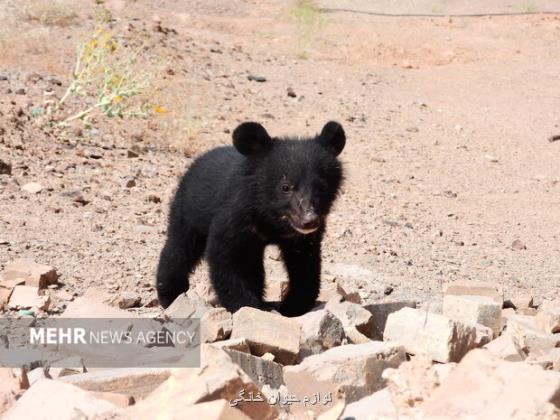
[280,183,292,193]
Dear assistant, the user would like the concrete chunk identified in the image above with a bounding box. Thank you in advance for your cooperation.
[4,379,118,420]
[384,307,481,363]
[201,307,233,343]
[211,338,251,353]
[232,307,300,365]
[128,346,277,420]
[4,259,58,289]
[364,300,417,340]
[295,309,344,358]
[8,285,49,310]
[341,388,397,420]
[506,315,559,356]
[444,280,503,304]
[536,300,560,334]
[484,333,527,361]
[59,367,172,398]
[420,349,560,419]
[284,341,406,416]
[225,349,284,389]
[443,294,502,336]
[325,296,374,338]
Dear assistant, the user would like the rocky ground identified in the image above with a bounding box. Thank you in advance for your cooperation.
[1,0,560,419]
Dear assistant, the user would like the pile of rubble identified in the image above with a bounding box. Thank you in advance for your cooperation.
[1,260,559,419]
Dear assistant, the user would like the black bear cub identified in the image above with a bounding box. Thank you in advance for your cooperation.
[157,121,345,317]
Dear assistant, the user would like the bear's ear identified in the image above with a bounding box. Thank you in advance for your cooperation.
[318,121,345,156]
[232,122,272,156]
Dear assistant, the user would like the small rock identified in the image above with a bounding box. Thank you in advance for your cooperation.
[14,87,26,95]
[341,388,397,419]
[164,292,211,318]
[506,314,559,356]
[225,348,284,389]
[443,280,503,305]
[127,149,139,158]
[201,307,233,343]
[118,291,142,309]
[21,182,43,194]
[247,75,266,82]
[4,259,58,289]
[363,300,417,340]
[484,333,526,361]
[325,296,375,338]
[287,87,296,97]
[295,309,344,359]
[384,307,483,363]
[124,177,136,188]
[210,338,251,353]
[443,294,502,336]
[511,239,527,250]
[8,286,49,310]
[283,341,406,416]
[0,159,11,175]
[231,307,300,365]
[4,379,118,420]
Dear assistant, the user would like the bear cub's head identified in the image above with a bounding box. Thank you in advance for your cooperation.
[233,121,345,236]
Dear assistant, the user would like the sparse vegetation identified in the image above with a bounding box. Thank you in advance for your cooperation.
[290,0,325,59]
[51,24,162,128]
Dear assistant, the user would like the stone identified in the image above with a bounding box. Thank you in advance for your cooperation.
[283,341,406,416]
[420,349,560,419]
[336,277,362,304]
[443,294,502,336]
[90,391,134,407]
[384,307,481,363]
[118,291,142,309]
[536,300,560,334]
[211,338,251,353]
[128,346,277,420]
[8,286,49,310]
[363,300,417,340]
[548,348,560,371]
[295,309,344,358]
[505,292,534,309]
[4,379,118,420]
[4,259,58,289]
[27,368,48,386]
[382,354,452,409]
[21,182,43,194]
[341,388,397,420]
[325,296,374,338]
[164,292,211,318]
[201,307,233,343]
[47,357,86,378]
[62,296,131,318]
[224,349,284,389]
[264,278,289,302]
[484,333,526,361]
[0,368,24,416]
[506,314,559,356]
[443,280,503,304]
[0,159,11,175]
[232,307,300,365]
[344,326,371,344]
[59,367,172,398]
[0,287,12,309]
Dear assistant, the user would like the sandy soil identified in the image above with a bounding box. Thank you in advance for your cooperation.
[1,0,560,315]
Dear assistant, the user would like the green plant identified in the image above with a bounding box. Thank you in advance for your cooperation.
[290,0,325,59]
[52,26,162,127]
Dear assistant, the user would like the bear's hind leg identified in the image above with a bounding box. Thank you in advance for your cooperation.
[156,229,206,308]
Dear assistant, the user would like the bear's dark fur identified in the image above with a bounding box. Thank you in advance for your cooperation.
[156,121,345,316]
